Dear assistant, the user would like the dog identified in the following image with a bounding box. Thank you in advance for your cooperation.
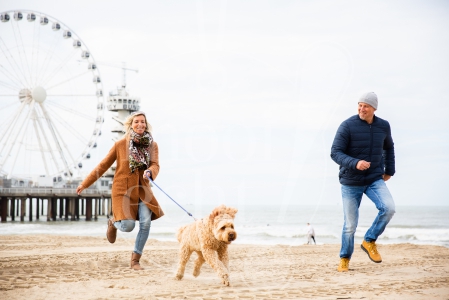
[175,205,238,286]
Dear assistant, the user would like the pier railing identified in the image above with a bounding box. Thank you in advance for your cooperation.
[0,187,111,197]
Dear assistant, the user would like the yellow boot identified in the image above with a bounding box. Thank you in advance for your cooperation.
[337,258,350,272]
[361,240,382,263]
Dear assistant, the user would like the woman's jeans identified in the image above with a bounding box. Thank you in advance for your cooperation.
[340,179,395,259]
[113,200,152,255]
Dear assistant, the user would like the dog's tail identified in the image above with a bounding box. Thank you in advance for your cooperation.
[177,225,187,242]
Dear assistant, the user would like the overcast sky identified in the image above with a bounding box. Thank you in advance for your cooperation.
[2,0,448,208]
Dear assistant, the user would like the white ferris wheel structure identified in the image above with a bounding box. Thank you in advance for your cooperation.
[0,10,105,182]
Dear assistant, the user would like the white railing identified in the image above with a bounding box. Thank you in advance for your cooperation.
[0,187,110,195]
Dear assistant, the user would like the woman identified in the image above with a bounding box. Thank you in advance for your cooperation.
[76,111,164,270]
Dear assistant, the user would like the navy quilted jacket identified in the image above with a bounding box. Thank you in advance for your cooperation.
[330,115,395,186]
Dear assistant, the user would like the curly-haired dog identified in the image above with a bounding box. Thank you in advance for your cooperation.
[175,205,238,286]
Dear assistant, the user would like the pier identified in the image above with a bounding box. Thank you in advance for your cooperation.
[0,187,111,222]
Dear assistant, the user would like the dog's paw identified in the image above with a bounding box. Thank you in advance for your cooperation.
[221,274,230,286]
[175,273,184,280]
[193,269,201,277]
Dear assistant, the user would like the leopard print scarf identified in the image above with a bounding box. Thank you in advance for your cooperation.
[129,130,152,173]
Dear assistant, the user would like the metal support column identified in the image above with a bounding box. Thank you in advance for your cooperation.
[86,198,92,221]
[36,198,40,220]
[52,198,57,221]
[1,197,7,222]
[46,198,52,221]
[20,198,26,221]
[29,198,33,221]
[94,198,98,221]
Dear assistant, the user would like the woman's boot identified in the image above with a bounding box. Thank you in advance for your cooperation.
[106,217,117,244]
[131,252,144,270]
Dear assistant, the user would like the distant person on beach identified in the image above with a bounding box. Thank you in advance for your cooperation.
[306,223,316,245]
[330,92,396,272]
[76,111,163,270]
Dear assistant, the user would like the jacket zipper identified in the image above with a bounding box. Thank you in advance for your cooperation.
[367,124,373,185]
[369,124,373,160]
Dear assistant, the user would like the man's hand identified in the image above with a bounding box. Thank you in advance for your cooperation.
[382,174,391,181]
[356,160,371,171]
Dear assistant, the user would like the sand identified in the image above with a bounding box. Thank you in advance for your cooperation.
[0,235,448,299]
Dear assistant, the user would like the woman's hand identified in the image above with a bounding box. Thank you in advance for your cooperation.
[76,184,84,195]
[143,170,152,180]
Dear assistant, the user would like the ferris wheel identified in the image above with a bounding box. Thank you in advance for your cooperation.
[0,10,105,181]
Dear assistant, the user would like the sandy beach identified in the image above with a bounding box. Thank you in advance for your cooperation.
[0,235,448,299]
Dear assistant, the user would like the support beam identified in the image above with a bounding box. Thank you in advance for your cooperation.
[59,198,64,220]
[46,198,52,221]
[20,198,26,221]
[1,197,7,222]
[10,198,15,221]
[86,198,92,221]
[29,197,33,221]
[51,198,57,221]
[36,198,40,220]
[107,198,111,218]
[65,198,69,221]
[94,198,98,221]
[75,198,79,220]
[69,198,75,221]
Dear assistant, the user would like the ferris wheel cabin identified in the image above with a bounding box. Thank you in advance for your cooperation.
[27,13,36,22]
[40,16,49,25]
[0,13,10,22]
[52,22,61,31]
[14,12,23,21]
[63,30,71,38]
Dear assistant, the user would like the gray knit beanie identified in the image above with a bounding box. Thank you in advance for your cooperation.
[358,92,378,109]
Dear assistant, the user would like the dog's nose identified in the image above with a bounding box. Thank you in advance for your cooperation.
[229,232,235,241]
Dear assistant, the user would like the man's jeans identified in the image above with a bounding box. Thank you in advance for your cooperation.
[340,179,395,259]
[113,200,152,255]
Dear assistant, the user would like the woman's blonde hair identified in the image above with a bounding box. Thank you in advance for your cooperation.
[123,111,152,134]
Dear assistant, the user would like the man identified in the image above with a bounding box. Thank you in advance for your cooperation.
[330,92,396,272]
[306,223,316,245]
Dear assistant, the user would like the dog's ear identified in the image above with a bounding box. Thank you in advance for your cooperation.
[209,206,223,223]
[226,207,238,218]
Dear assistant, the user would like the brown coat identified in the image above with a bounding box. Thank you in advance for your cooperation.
[81,135,164,221]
